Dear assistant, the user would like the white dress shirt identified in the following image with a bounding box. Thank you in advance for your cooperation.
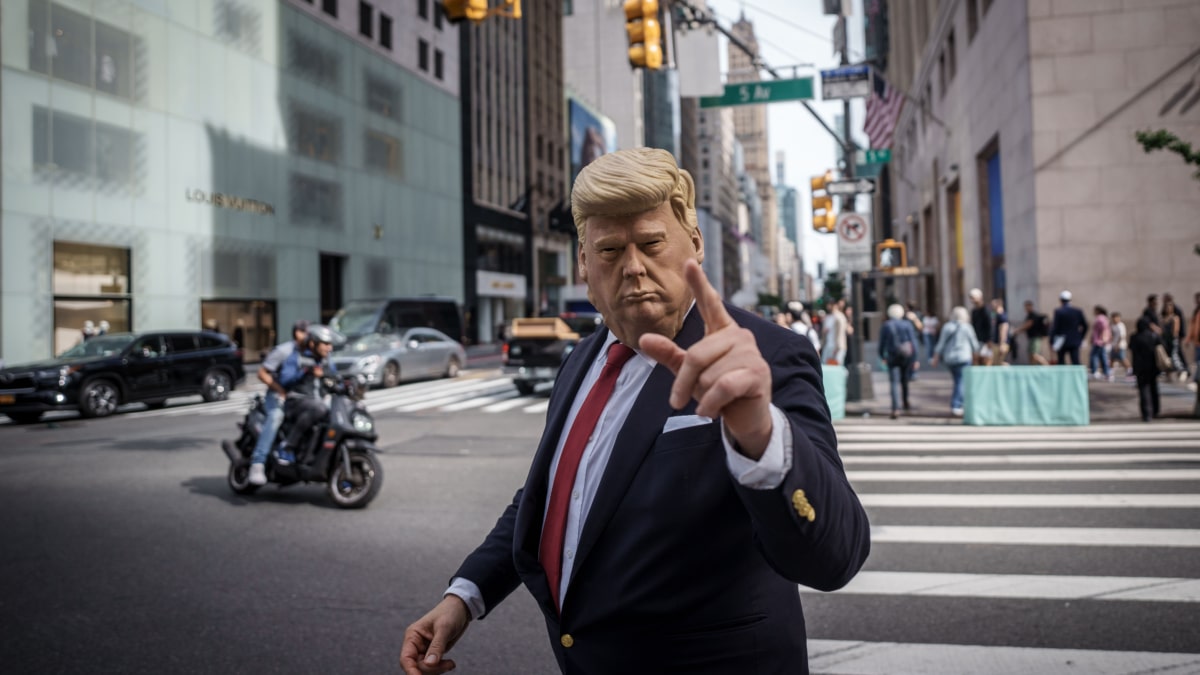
[447,321,794,618]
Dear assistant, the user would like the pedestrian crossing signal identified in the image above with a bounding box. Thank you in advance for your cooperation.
[810,171,835,233]
[876,238,907,270]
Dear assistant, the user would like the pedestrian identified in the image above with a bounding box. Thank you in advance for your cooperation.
[97,320,110,337]
[1013,300,1050,365]
[81,320,96,343]
[399,147,870,675]
[1142,294,1162,334]
[904,303,924,380]
[789,303,821,354]
[1050,290,1087,365]
[1185,292,1200,387]
[880,303,920,419]
[1161,293,1188,382]
[822,299,849,365]
[1111,311,1130,379]
[931,306,981,417]
[1088,305,1113,381]
[922,309,940,364]
[989,298,1010,365]
[1129,317,1163,422]
[968,289,992,365]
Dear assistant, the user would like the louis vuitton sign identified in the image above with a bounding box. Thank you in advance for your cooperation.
[186,189,275,215]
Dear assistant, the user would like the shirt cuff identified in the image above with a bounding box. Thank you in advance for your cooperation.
[723,404,793,490]
[445,577,486,620]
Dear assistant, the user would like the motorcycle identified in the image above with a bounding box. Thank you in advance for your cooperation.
[221,375,384,509]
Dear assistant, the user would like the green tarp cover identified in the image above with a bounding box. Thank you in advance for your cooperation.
[963,365,1089,426]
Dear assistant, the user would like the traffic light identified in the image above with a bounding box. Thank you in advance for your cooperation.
[876,238,907,270]
[624,0,663,70]
[810,171,835,233]
[444,0,489,23]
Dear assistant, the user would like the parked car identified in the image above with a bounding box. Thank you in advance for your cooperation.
[330,297,464,345]
[330,327,466,389]
[503,312,605,396]
[0,331,245,423]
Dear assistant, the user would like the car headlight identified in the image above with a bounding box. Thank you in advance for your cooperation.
[351,411,375,433]
[357,355,381,371]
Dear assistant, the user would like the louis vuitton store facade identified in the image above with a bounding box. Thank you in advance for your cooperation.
[1,0,463,365]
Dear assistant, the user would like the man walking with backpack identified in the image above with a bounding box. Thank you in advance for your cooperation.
[880,303,920,419]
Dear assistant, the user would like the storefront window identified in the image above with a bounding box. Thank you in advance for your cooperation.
[53,242,132,355]
[28,0,138,101]
[201,300,277,363]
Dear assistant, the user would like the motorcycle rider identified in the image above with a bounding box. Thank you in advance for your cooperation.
[247,320,309,486]
[275,324,340,467]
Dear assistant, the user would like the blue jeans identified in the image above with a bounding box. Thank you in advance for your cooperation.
[888,360,912,412]
[949,364,966,411]
[925,334,936,362]
[250,392,285,466]
[1088,345,1110,377]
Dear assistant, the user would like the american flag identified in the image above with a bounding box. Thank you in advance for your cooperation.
[864,70,904,150]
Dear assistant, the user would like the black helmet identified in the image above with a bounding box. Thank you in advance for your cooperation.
[306,324,337,346]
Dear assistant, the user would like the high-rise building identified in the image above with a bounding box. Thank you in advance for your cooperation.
[2,0,463,363]
[562,0,644,150]
[459,0,567,344]
[728,14,778,295]
[884,0,1198,321]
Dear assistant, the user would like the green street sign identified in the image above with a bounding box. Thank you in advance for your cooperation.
[863,148,892,163]
[699,78,815,108]
[855,162,883,178]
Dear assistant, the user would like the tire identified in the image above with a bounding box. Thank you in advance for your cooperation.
[444,357,461,379]
[202,369,233,402]
[227,460,259,496]
[515,380,535,397]
[79,379,121,418]
[327,449,383,509]
[381,361,401,389]
[6,412,43,425]
[144,399,167,410]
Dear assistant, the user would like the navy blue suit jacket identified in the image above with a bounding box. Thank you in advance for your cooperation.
[454,305,870,674]
[1051,304,1088,349]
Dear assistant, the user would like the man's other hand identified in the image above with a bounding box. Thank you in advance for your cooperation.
[639,259,773,459]
[400,595,471,674]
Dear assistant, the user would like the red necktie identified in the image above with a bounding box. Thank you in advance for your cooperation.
[539,341,636,611]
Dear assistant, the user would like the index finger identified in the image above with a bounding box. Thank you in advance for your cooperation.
[685,259,733,332]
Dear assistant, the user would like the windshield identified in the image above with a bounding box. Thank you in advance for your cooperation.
[57,335,136,359]
[330,303,381,336]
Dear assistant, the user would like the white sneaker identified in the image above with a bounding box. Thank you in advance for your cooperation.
[248,463,267,486]
[951,408,964,417]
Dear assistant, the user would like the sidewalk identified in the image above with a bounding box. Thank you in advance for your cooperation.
[843,363,1198,424]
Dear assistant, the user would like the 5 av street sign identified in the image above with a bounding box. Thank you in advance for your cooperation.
[699,78,815,108]
[826,178,877,196]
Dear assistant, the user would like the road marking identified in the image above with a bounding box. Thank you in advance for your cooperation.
[870,525,1200,548]
[847,469,1200,481]
[814,571,1200,603]
[390,380,518,412]
[842,452,1200,465]
[807,639,1200,675]
[523,400,550,414]
[481,397,539,413]
[439,391,520,412]
[858,493,1200,508]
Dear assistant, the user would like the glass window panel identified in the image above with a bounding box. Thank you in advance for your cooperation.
[29,0,50,75]
[95,120,134,184]
[364,129,402,176]
[323,0,339,17]
[290,104,341,163]
[49,109,94,176]
[289,32,340,88]
[290,173,342,227]
[53,242,131,295]
[359,1,374,37]
[33,106,50,167]
[53,299,131,356]
[94,21,133,99]
[50,2,93,88]
[380,14,393,49]
[365,73,400,119]
[166,335,199,353]
[418,39,429,71]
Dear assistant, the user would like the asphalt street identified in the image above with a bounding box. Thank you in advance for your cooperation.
[1,366,1198,674]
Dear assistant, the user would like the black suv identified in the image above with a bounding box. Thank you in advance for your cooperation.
[0,331,245,423]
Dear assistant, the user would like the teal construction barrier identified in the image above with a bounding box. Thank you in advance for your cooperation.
[963,365,1089,426]
[822,365,848,421]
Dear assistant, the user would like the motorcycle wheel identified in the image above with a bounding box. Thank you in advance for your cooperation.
[227,460,259,495]
[327,449,383,509]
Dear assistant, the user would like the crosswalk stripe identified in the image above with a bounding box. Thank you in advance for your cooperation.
[859,493,1200,508]
[806,639,1200,675]
[870,525,1200,547]
[815,571,1200,603]
[439,391,520,412]
[848,469,1200,481]
[481,397,538,413]
[394,380,518,412]
[522,400,549,414]
[842,452,1200,465]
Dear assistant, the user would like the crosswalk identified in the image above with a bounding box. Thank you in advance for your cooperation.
[0,370,552,425]
[806,419,1200,675]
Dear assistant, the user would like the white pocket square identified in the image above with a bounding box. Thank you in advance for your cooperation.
[663,414,714,433]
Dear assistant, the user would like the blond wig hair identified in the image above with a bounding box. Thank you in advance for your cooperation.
[570,147,698,243]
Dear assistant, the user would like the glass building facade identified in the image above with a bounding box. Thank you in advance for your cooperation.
[1,0,463,364]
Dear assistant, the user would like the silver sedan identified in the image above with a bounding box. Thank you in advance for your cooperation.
[330,328,465,389]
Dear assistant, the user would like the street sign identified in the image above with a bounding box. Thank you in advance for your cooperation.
[699,78,815,108]
[855,162,883,178]
[826,178,876,196]
[863,148,891,163]
[820,65,871,100]
[836,212,872,273]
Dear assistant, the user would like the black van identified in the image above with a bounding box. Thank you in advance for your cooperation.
[330,297,464,344]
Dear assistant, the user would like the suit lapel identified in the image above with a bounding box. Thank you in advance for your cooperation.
[568,307,707,588]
